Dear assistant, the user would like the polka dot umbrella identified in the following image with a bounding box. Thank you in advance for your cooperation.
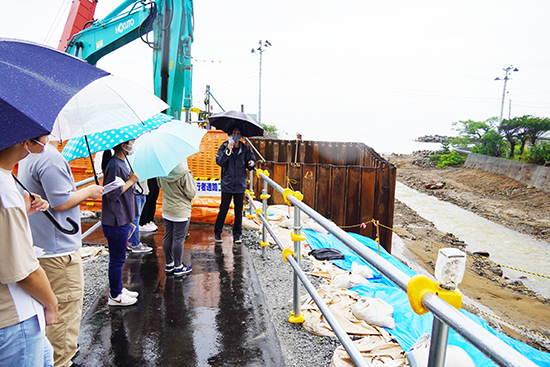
[61,113,173,182]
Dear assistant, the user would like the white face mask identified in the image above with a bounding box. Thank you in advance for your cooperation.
[25,138,48,158]
[123,142,136,156]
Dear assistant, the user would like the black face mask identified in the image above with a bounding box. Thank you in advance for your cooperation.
[233,134,241,142]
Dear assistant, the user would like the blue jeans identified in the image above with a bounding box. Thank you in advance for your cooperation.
[102,222,131,298]
[0,315,54,367]
[129,194,146,247]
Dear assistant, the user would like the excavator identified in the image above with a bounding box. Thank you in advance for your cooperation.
[59,0,194,122]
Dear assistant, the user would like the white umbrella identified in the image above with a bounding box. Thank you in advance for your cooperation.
[51,75,169,141]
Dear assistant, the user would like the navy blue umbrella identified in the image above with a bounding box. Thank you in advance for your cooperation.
[0,38,109,151]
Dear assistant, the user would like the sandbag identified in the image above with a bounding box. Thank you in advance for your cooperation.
[351,261,374,279]
[352,297,396,329]
[406,334,476,367]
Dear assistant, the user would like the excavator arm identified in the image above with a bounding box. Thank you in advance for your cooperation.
[63,0,194,121]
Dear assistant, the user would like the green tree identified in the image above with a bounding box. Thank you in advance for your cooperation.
[523,116,550,146]
[499,118,521,158]
[452,117,497,143]
[261,123,279,137]
[472,130,504,157]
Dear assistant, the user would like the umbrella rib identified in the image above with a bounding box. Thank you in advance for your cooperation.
[104,81,147,126]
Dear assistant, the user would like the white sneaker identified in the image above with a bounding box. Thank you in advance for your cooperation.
[108,292,137,306]
[122,288,139,298]
[131,243,153,253]
[140,222,158,233]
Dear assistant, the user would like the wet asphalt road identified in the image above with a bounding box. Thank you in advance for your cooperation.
[74,223,284,367]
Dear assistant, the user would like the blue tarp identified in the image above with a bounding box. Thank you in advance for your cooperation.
[304,229,550,367]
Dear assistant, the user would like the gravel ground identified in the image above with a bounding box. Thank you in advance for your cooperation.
[81,227,341,366]
[81,244,109,317]
[238,229,340,367]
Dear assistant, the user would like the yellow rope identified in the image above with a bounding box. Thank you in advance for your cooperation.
[462,303,550,341]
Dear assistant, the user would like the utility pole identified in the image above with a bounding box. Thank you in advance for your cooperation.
[494,65,518,124]
[251,40,271,124]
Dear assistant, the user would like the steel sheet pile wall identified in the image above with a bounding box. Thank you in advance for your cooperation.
[248,138,396,252]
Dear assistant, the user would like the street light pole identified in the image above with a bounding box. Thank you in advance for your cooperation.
[494,65,518,124]
[251,40,271,124]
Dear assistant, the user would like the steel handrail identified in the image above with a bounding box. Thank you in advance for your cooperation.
[75,173,104,240]
[256,170,539,367]
[254,209,369,367]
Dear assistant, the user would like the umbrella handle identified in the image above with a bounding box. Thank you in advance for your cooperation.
[132,182,144,195]
[121,151,143,195]
[12,174,79,235]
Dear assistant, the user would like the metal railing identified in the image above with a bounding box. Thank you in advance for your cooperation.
[250,168,539,367]
[76,174,103,241]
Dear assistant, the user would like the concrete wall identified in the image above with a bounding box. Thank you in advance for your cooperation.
[464,153,550,194]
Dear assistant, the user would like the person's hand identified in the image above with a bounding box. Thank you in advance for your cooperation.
[24,191,49,215]
[128,172,140,184]
[248,160,255,168]
[44,303,58,326]
[228,141,234,150]
[86,185,104,199]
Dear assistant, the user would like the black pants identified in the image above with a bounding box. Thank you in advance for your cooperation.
[140,178,159,226]
[214,192,244,239]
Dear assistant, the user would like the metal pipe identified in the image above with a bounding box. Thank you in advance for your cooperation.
[423,293,539,367]
[75,173,103,189]
[292,205,301,318]
[81,221,102,241]
[428,317,449,367]
[284,252,369,367]
[262,179,268,258]
[244,137,266,162]
[255,211,368,366]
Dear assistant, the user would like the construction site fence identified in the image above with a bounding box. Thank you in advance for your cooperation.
[253,168,538,367]
[247,137,396,253]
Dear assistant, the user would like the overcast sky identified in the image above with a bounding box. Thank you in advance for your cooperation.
[3,0,550,153]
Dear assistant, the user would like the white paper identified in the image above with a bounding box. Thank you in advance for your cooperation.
[102,176,125,195]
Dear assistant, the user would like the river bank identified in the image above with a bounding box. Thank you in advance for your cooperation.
[388,153,550,352]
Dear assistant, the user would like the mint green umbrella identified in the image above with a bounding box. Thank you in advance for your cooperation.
[127,120,207,181]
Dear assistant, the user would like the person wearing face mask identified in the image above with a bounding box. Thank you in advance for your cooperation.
[0,135,58,367]
[101,140,141,307]
[18,135,104,366]
[214,124,256,244]
[121,140,154,254]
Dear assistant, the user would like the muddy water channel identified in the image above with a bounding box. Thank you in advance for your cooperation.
[395,182,550,298]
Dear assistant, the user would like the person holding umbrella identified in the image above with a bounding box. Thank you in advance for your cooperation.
[101,140,141,306]
[18,136,103,366]
[214,124,256,243]
[0,135,58,366]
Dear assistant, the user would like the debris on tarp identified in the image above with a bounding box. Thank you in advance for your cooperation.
[330,336,409,367]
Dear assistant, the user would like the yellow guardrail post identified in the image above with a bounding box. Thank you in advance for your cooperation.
[257,169,271,258]
[284,188,306,324]
[407,274,463,367]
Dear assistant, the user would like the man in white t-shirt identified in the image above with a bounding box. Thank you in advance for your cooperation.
[19,139,103,366]
[0,135,58,367]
